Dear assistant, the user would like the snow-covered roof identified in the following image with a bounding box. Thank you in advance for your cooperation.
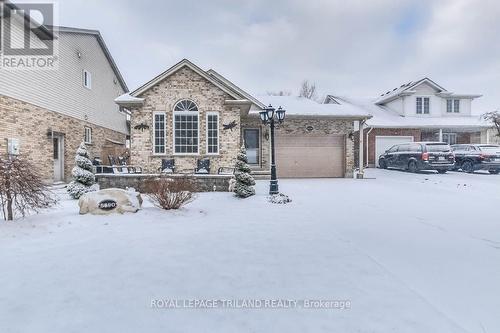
[333,96,490,129]
[114,93,144,106]
[255,95,372,119]
[375,78,447,105]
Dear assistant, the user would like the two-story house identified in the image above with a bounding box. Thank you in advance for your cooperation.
[325,78,490,166]
[0,1,128,182]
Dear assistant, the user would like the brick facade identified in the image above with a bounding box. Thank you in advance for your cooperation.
[361,128,422,165]
[130,66,241,173]
[0,94,126,182]
[129,65,357,178]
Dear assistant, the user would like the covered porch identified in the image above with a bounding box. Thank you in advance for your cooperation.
[420,127,485,145]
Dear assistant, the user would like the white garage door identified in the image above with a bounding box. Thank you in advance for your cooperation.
[375,136,414,166]
[276,134,345,178]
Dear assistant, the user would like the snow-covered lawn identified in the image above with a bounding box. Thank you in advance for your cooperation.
[1,169,500,332]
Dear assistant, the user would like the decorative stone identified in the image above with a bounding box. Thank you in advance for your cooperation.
[78,188,143,215]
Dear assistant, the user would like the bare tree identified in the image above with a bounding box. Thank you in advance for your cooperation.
[299,80,317,100]
[482,111,500,137]
[266,90,292,96]
[0,155,57,221]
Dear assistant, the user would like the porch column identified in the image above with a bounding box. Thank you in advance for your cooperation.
[358,120,365,179]
[439,128,443,142]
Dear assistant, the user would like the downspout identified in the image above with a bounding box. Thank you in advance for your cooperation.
[365,126,373,168]
[358,120,365,179]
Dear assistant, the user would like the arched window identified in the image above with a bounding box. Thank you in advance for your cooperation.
[174,99,198,112]
[173,99,199,154]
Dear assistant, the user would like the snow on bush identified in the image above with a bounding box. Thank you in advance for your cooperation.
[67,142,97,199]
[146,177,195,210]
[268,193,292,204]
[234,146,256,198]
[0,155,57,221]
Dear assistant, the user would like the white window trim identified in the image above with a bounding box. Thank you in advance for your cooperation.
[442,133,457,145]
[453,99,460,113]
[206,112,220,155]
[173,110,200,156]
[243,128,261,166]
[416,96,431,115]
[152,111,167,156]
[84,126,92,144]
[83,70,92,89]
[446,99,453,113]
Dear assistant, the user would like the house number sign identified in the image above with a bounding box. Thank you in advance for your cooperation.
[98,200,117,210]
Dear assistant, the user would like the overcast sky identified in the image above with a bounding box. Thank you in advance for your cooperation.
[53,0,500,113]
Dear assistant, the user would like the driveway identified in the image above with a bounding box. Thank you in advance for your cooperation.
[0,169,499,332]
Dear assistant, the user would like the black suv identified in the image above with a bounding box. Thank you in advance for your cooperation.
[378,142,455,173]
[451,144,500,174]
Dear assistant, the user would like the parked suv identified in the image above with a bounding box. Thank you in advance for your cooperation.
[378,142,455,173]
[451,144,500,174]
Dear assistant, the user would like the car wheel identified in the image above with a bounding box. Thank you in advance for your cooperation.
[408,161,418,173]
[488,169,500,174]
[462,161,474,173]
[379,159,387,169]
[437,169,447,174]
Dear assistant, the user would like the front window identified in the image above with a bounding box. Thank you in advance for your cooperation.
[427,143,451,152]
[174,100,199,154]
[453,99,460,113]
[244,129,260,165]
[416,97,430,114]
[83,70,92,89]
[84,126,92,144]
[447,99,460,113]
[442,133,457,145]
[206,113,219,154]
[153,112,166,154]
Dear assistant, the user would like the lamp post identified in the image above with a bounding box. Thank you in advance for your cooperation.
[260,104,286,195]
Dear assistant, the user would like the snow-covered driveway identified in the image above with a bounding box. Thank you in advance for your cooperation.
[1,169,499,332]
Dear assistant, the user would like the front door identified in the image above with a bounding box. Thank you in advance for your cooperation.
[53,135,64,182]
[243,129,260,166]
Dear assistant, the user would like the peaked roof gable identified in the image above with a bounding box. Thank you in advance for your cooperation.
[55,26,128,92]
[131,59,247,102]
[375,77,447,105]
[206,69,265,109]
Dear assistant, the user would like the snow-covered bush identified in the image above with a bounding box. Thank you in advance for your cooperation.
[0,155,57,221]
[234,146,256,198]
[67,143,97,199]
[146,177,195,210]
[268,193,292,204]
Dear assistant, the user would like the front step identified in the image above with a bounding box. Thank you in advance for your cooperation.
[50,182,67,190]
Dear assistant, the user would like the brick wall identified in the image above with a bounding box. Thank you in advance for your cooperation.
[97,174,231,192]
[130,66,241,173]
[363,128,422,165]
[0,94,126,182]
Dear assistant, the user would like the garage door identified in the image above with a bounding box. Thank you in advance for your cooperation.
[375,136,414,166]
[275,134,345,178]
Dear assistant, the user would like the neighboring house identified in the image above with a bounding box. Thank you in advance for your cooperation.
[325,77,491,166]
[0,3,128,182]
[116,59,370,178]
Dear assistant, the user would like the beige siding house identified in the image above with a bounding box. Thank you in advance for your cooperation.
[1,4,128,182]
[116,59,370,178]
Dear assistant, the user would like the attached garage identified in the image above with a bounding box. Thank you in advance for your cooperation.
[276,134,345,178]
[374,136,414,166]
